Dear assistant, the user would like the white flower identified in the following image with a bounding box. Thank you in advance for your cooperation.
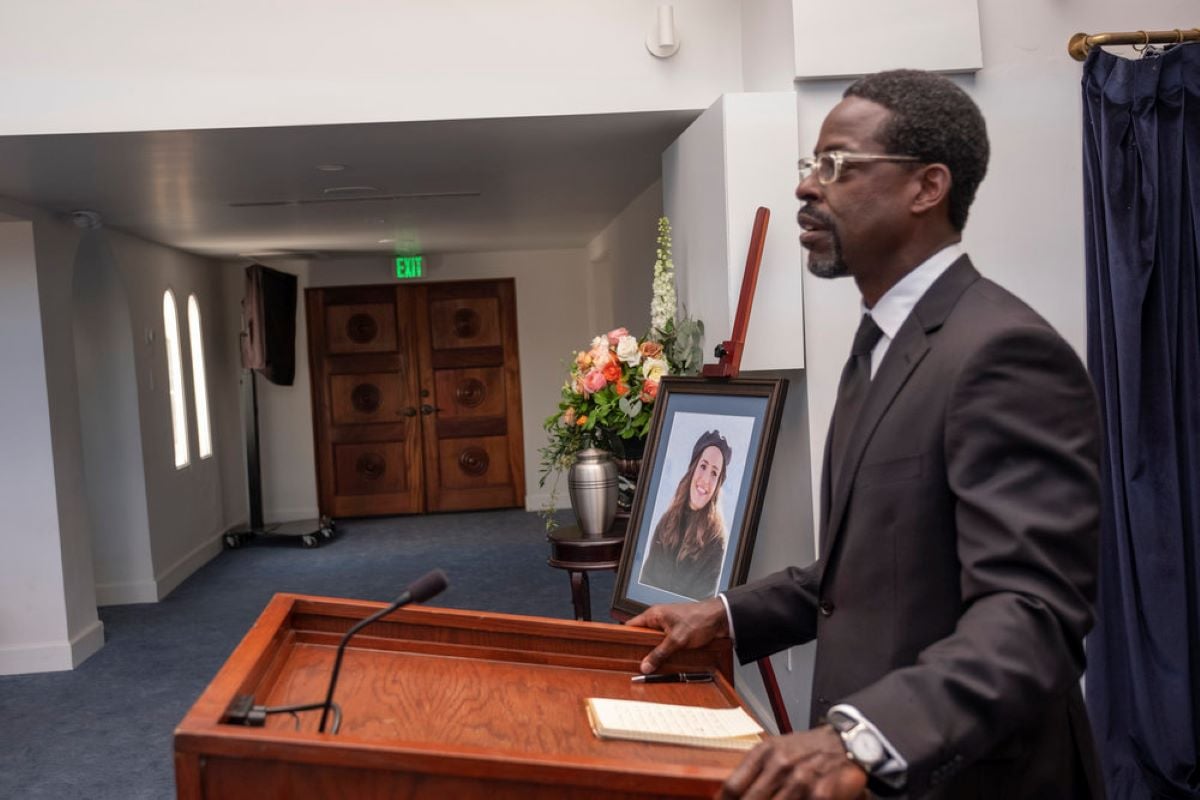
[616,335,641,366]
[650,216,677,334]
[642,356,669,381]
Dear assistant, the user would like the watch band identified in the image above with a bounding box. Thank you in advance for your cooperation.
[827,704,909,789]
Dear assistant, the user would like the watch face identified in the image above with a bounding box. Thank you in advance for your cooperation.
[849,730,885,766]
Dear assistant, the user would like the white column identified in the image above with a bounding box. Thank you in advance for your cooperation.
[0,220,103,674]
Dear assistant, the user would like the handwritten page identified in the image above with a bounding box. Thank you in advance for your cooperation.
[585,697,764,751]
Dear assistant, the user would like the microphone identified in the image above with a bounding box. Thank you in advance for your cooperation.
[316,569,449,733]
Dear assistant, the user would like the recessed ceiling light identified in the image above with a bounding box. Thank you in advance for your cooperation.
[315,163,346,172]
[378,238,395,244]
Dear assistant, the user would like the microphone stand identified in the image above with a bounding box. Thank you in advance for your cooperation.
[316,598,407,733]
[222,569,448,735]
[317,569,449,733]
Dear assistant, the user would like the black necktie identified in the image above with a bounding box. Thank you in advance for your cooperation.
[830,313,884,477]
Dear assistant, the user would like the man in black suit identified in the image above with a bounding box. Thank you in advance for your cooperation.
[628,70,1103,799]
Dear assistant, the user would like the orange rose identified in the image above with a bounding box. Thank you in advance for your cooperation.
[615,381,629,396]
[639,341,664,359]
[602,361,621,383]
[576,415,588,426]
[639,381,660,403]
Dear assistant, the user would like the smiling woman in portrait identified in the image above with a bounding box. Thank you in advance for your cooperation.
[638,429,732,600]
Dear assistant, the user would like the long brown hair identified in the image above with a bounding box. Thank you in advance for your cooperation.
[654,435,729,562]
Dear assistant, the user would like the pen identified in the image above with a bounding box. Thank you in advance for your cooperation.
[630,672,714,684]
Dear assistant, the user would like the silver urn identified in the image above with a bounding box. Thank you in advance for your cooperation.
[567,448,618,536]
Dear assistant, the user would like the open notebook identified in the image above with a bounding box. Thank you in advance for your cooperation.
[585,697,765,751]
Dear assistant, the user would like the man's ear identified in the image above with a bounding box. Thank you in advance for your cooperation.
[910,163,952,218]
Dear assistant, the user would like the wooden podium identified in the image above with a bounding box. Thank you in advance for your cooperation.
[175,594,754,798]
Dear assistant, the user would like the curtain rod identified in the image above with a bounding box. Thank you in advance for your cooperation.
[1068,28,1200,61]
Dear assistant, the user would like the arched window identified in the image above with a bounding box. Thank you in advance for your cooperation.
[187,294,213,459]
[162,289,189,468]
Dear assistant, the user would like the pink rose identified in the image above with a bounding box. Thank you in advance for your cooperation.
[582,369,607,395]
[606,327,630,346]
[640,380,660,403]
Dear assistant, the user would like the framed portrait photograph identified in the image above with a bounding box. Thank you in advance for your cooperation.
[611,376,788,619]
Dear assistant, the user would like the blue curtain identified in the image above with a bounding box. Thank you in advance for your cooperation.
[1082,44,1200,799]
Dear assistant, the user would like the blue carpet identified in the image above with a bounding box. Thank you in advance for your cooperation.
[0,510,615,800]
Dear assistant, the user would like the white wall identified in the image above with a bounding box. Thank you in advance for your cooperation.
[586,179,664,338]
[72,231,156,605]
[0,214,103,676]
[106,231,241,594]
[0,0,743,136]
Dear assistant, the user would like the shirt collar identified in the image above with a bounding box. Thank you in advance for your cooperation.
[864,243,964,340]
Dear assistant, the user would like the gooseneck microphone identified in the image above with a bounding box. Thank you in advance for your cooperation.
[316,568,449,733]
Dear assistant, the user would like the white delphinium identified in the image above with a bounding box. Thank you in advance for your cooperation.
[650,216,676,336]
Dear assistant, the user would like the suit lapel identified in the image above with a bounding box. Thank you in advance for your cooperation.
[820,256,981,563]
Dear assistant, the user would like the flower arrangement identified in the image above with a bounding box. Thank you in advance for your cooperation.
[537,214,704,526]
[540,327,669,478]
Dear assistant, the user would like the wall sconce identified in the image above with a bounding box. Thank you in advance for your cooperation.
[646,5,680,58]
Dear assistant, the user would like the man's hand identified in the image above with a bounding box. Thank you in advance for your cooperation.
[625,598,729,674]
[718,726,868,800]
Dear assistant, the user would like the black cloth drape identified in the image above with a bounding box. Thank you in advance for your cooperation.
[1082,44,1200,799]
[239,263,297,386]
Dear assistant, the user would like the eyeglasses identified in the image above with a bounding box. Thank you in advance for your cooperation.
[798,151,922,185]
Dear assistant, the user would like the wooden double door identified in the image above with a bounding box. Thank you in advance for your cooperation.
[305,279,524,518]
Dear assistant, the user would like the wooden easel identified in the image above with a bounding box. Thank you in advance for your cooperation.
[612,206,792,734]
[702,207,770,379]
[704,206,793,734]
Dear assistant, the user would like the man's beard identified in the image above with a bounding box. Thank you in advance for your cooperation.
[798,205,849,278]
[806,235,848,279]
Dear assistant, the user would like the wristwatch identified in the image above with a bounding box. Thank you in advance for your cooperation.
[829,714,887,772]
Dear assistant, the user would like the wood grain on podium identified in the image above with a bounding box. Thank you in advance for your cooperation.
[175,594,749,799]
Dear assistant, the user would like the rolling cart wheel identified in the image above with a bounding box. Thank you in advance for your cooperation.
[320,527,334,539]
[302,534,319,548]
[224,534,242,549]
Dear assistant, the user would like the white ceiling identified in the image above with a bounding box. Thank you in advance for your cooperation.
[0,110,699,259]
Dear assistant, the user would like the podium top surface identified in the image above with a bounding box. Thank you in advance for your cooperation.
[176,593,750,797]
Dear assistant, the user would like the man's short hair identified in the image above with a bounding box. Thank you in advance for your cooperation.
[844,69,989,231]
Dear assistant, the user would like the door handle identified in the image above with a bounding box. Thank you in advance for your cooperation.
[420,404,441,416]
[399,406,418,418]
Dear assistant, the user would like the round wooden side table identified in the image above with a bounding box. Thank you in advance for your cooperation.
[546,523,626,622]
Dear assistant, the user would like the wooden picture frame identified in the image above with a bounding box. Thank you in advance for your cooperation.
[611,376,788,619]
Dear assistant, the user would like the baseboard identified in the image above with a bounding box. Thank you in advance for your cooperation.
[95,579,159,606]
[154,530,224,600]
[70,619,105,668]
[0,618,105,676]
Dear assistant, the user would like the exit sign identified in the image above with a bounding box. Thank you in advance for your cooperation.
[395,255,423,279]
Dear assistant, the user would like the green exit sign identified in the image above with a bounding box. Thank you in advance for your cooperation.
[395,255,423,279]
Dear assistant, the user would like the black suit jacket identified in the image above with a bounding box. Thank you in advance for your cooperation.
[726,258,1104,798]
